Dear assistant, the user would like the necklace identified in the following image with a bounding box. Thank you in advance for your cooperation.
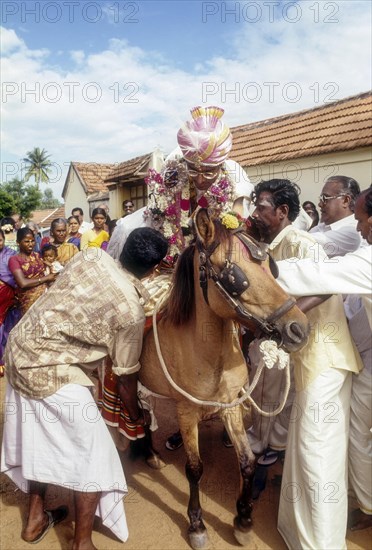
[145,160,236,262]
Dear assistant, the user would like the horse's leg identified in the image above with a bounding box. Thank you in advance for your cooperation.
[143,426,167,469]
[221,406,255,546]
[178,406,210,550]
[130,426,166,470]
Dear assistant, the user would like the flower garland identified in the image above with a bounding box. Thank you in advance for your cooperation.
[144,159,236,262]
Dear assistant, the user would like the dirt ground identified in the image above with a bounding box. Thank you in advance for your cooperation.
[0,378,370,550]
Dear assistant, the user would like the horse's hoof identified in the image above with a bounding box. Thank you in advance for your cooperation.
[188,530,210,550]
[233,516,252,546]
[146,454,167,470]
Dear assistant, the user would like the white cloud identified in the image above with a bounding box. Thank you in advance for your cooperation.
[70,50,85,65]
[0,27,24,53]
[1,1,371,197]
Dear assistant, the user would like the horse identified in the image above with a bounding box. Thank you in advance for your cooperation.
[139,209,309,549]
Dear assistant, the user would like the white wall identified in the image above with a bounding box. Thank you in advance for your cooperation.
[245,148,372,206]
[64,167,90,219]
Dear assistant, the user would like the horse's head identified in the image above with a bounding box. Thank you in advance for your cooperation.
[194,209,309,353]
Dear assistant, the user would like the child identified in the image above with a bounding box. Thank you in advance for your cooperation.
[41,244,64,275]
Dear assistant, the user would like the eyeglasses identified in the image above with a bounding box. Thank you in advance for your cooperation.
[318,193,347,203]
[187,168,221,180]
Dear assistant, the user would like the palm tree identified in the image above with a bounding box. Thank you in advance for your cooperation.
[23,147,52,189]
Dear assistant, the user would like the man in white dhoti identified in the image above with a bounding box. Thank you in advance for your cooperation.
[247,179,362,550]
[277,187,372,534]
[1,228,168,549]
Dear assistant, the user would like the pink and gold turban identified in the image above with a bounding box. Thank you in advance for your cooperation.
[177,106,232,167]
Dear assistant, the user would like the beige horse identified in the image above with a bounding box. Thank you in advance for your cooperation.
[139,209,309,549]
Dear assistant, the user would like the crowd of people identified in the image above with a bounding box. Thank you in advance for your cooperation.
[0,105,371,549]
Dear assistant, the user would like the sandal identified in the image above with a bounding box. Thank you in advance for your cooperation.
[165,431,183,451]
[0,365,4,378]
[22,505,68,544]
[257,449,279,466]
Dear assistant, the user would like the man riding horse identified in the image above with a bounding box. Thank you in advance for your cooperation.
[102,106,254,446]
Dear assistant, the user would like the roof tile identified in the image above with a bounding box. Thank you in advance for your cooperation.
[230,91,372,165]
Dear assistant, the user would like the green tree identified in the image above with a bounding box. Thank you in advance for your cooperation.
[0,188,17,219]
[1,179,42,219]
[23,147,53,189]
[41,188,62,209]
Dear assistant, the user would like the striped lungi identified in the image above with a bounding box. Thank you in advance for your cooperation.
[98,317,159,441]
[98,361,147,441]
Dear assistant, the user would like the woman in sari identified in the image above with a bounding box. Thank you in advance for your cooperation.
[67,215,82,249]
[8,228,58,316]
[46,218,79,266]
[0,229,21,376]
[80,208,109,250]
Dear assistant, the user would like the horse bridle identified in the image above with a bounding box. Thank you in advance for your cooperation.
[197,228,296,336]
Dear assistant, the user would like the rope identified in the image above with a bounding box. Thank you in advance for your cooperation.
[152,297,291,418]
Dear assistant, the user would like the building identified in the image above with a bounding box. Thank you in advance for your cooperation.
[230,90,372,204]
[104,149,164,218]
[29,206,66,237]
[62,149,163,219]
[61,91,372,216]
[62,162,116,220]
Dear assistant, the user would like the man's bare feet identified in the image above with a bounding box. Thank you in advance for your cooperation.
[348,508,372,531]
[72,540,97,550]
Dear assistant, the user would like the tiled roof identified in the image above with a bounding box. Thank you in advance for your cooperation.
[30,206,66,229]
[230,91,372,166]
[105,153,152,183]
[72,162,117,193]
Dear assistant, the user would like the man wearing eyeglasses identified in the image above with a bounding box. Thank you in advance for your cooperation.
[277,187,372,536]
[107,106,254,262]
[310,175,362,256]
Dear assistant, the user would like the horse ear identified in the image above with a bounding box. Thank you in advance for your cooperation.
[194,208,216,246]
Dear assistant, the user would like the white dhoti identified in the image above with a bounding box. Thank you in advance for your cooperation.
[278,368,351,550]
[347,300,372,515]
[1,383,129,542]
[349,365,372,514]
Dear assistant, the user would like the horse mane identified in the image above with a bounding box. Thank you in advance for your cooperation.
[162,244,196,325]
[162,219,232,325]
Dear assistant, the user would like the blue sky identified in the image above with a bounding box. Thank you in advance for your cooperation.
[1,0,371,198]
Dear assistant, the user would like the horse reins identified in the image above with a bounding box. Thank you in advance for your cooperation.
[198,228,296,337]
[151,228,294,415]
[152,294,291,416]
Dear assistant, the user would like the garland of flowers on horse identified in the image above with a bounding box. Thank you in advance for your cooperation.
[139,208,309,549]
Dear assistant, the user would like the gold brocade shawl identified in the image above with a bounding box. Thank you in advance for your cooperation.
[5,251,149,399]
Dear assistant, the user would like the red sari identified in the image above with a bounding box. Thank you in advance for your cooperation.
[8,252,47,315]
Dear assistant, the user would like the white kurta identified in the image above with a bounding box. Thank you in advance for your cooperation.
[276,245,372,329]
[309,214,362,257]
[271,226,362,549]
[1,383,129,542]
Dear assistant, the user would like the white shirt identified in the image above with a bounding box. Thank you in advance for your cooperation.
[79,220,94,234]
[107,208,148,260]
[309,214,361,257]
[276,245,372,329]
